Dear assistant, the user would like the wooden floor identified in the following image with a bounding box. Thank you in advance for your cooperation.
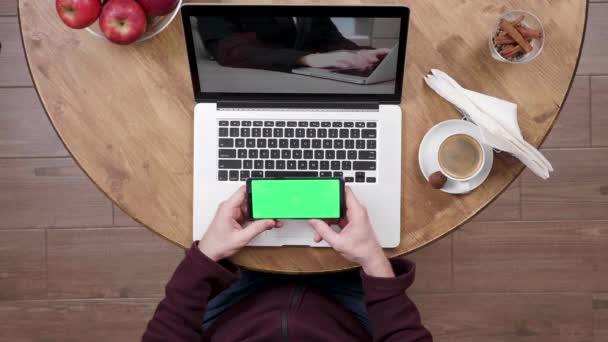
[1,1,607,341]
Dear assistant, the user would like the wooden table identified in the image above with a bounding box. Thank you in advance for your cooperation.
[18,0,587,273]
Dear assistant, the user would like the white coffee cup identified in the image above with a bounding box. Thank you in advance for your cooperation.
[436,133,487,182]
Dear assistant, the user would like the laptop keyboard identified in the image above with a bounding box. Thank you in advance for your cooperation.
[217,120,377,183]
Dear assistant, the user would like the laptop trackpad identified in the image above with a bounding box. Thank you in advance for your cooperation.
[270,219,313,237]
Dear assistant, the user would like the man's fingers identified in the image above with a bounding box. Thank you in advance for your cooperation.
[335,58,354,69]
[241,219,277,241]
[308,219,339,246]
[239,200,250,220]
[323,219,340,226]
[337,217,349,228]
[339,53,369,70]
[351,55,372,70]
[232,207,243,221]
[358,51,378,63]
[373,48,391,55]
[313,231,323,243]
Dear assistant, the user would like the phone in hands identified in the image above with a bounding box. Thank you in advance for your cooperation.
[246,178,345,220]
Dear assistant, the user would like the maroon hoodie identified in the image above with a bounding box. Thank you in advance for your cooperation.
[142,243,432,341]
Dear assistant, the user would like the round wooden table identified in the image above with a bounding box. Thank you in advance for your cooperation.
[19,0,587,273]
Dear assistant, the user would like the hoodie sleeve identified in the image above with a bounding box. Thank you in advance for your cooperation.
[361,259,433,342]
[141,242,239,342]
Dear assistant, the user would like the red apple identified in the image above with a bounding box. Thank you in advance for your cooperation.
[56,0,101,29]
[137,0,179,16]
[99,0,147,45]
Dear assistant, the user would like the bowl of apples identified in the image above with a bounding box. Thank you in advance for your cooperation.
[55,0,182,45]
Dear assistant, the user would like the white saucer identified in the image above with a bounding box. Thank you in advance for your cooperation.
[418,119,493,194]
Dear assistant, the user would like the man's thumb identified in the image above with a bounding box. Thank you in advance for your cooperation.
[242,219,276,240]
[308,219,339,246]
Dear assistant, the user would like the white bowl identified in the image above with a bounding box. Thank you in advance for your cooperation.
[86,0,183,44]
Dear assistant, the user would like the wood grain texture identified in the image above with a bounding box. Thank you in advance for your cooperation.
[472,178,520,221]
[0,158,112,229]
[412,293,593,342]
[522,148,608,220]
[0,229,46,300]
[0,17,32,86]
[113,204,142,227]
[543,76,590,148]
[0,299,157,342]
[591,76,608,146]
[47,227,182,299]
[578,3,608,75]
[404,235,452,293]
[0,88,68,157]
[453,220,608,292]
[18,0,587,272]
[0,0,17,15]
[594,294,608,342]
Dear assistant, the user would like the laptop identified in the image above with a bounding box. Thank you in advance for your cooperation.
[292,44,398,85]
[181,4,410,247]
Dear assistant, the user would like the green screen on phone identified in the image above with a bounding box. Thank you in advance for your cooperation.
[249,178,342,219]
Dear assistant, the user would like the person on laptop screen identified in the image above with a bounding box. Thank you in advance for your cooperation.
[142,187,432,341]
[197,16,390,73]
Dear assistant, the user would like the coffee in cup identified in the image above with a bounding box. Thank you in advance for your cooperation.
[437,134,484,181]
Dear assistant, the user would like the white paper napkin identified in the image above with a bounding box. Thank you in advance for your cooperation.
[424,69,553,179]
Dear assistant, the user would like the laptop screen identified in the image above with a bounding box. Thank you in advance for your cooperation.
[181,5,409,104]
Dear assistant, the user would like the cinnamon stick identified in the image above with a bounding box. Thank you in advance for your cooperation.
[494,35,534,46]
[500,44,516,53]
[516,26,542,39]
[502,44,523,58]
[494,36,516,45]
[500,19,532,53]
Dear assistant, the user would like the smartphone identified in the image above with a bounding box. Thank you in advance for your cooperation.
[247,178,345,219]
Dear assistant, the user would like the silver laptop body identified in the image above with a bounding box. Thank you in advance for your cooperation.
[181,4,410,247]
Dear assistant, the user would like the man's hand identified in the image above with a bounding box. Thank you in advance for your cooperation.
[198,187,282,261]
[298,51,375,71]
[298,48,391,71]
[307,187,394,277]
[357,48,391,65]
